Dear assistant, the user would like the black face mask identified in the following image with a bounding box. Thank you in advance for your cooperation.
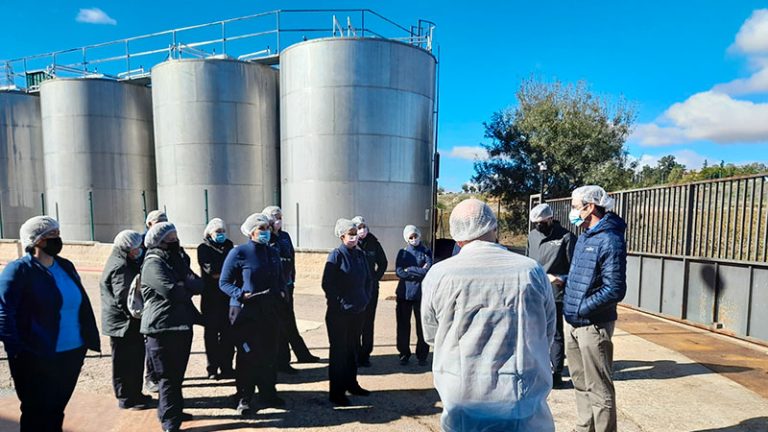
[42,237,63,256]
[535,222,553,235]
[164,241,180,253]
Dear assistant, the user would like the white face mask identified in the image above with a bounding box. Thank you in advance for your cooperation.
[408,237,421,247]
[358,227,368,239]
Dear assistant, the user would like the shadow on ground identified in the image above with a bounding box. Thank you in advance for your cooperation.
[613,360,752,381]
[691,417,768,431]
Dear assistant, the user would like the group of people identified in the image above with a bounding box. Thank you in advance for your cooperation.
[0,183,626,432]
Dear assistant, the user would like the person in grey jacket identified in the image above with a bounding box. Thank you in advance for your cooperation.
[100,230,152,410]
[141,222,203,432]
[527,203,576,388]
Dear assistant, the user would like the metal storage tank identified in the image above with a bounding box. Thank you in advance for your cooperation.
[40,78,157,242]
[280,38,437,265]
[151,59,279,245]
[0,91,45,239]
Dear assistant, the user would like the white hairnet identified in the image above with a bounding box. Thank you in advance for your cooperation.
[145,210,168,227]
[19,216,60,249]
[573,185,615,211]
[113,230,143,252]
[335,218,357,238]
[403,225,421,241]
[204,218,226,238]
[351,216,366,227]
[529,203,554,223]
[240,213,270,237]
[262,206,282,219]
[144,222,177,248]
[449,199,498,242]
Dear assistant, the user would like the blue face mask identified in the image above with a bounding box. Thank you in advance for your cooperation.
[214,233,227,243]
[133,248,144,261]
[256,230,271,244]
[569,208,585,227]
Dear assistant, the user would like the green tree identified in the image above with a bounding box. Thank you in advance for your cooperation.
[472,78,636,232]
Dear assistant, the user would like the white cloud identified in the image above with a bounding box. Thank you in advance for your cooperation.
[633,91,768,146]
[633,149,710,170]
[448,146,489,161]
[76,8,117,25]
[731,9,768,54]
[712,67,768,95]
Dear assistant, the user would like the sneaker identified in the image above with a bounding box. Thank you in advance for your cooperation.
[358,358,372,368]
[347,386,370,396]
[296,354,321,364]
[237,399,251,417]
[329,394,351,407]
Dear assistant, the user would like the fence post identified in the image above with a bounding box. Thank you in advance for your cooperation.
[683,184,696,257]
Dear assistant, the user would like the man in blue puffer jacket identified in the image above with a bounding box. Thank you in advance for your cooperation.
[563,185,627,432]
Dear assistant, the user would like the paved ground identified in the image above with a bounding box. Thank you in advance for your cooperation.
[0,276,766,431]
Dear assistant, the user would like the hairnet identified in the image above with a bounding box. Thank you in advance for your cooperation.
[113,230,143,252]
[403,225,421,241]
[335,218,357,238]
[19,216,60,249]
[529,203,554,222]
[573,185,615,210]
[262,206,282,219]
[449,198,498,242]
[351,216,366,227]
[145,210,168,227]
[240,213,270,237]
[144,222,177,248]
[203,218,226,238]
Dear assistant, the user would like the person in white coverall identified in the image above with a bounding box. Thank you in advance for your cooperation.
[421,198,556,432]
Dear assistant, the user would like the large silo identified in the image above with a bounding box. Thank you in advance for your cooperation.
[40,78,157,242]
[0,91,45,238]
[151,59,279,245]
[280,38,437,265]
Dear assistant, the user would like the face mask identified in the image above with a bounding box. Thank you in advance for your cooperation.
[131,248,144,261]
[42,237,63,256]
[256,230,271,244]
[535,222,553,234]
[165,240,180,253]
[214,233,227,244]
[343,235,359,248]
[408,237,421,247]
[358,227,368,239]
[569,209,585,227]
[273,220,283,231]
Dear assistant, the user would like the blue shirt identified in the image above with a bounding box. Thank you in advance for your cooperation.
[49,261,84,352]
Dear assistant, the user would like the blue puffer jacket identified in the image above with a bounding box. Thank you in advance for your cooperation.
[563,212,627,327]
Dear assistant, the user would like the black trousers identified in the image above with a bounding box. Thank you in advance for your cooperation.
[396,298,429,361]
[110,319,146,406]
[277,288,312,366]
[357,286,379,362]
[233,295,279,402]
[8,346,86,432]
[326,311,365,398]
[202,292,235,375]
[146,331,192,431]
[551,301,566,375]
[144,339,157,384]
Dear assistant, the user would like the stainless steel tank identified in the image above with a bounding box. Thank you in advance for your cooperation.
[280,38,437,266]
[0,91,45,239]
[40,78,157,242]
[151,59,279,245]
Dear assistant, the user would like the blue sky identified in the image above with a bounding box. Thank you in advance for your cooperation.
[2,1,767,191]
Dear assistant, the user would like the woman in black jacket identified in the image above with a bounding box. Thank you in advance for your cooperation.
[321,218,373,407]
[141,222,203,432]
[0,216,100,432]
[197,218,235,380]
[101,229,152,409]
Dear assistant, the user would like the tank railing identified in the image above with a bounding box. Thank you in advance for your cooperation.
[237,49,273,61]
[1,8,434,90]
[117,68,149,80]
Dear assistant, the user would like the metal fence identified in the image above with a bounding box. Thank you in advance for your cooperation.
[533,173,768,344]
[1,9,435,90]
